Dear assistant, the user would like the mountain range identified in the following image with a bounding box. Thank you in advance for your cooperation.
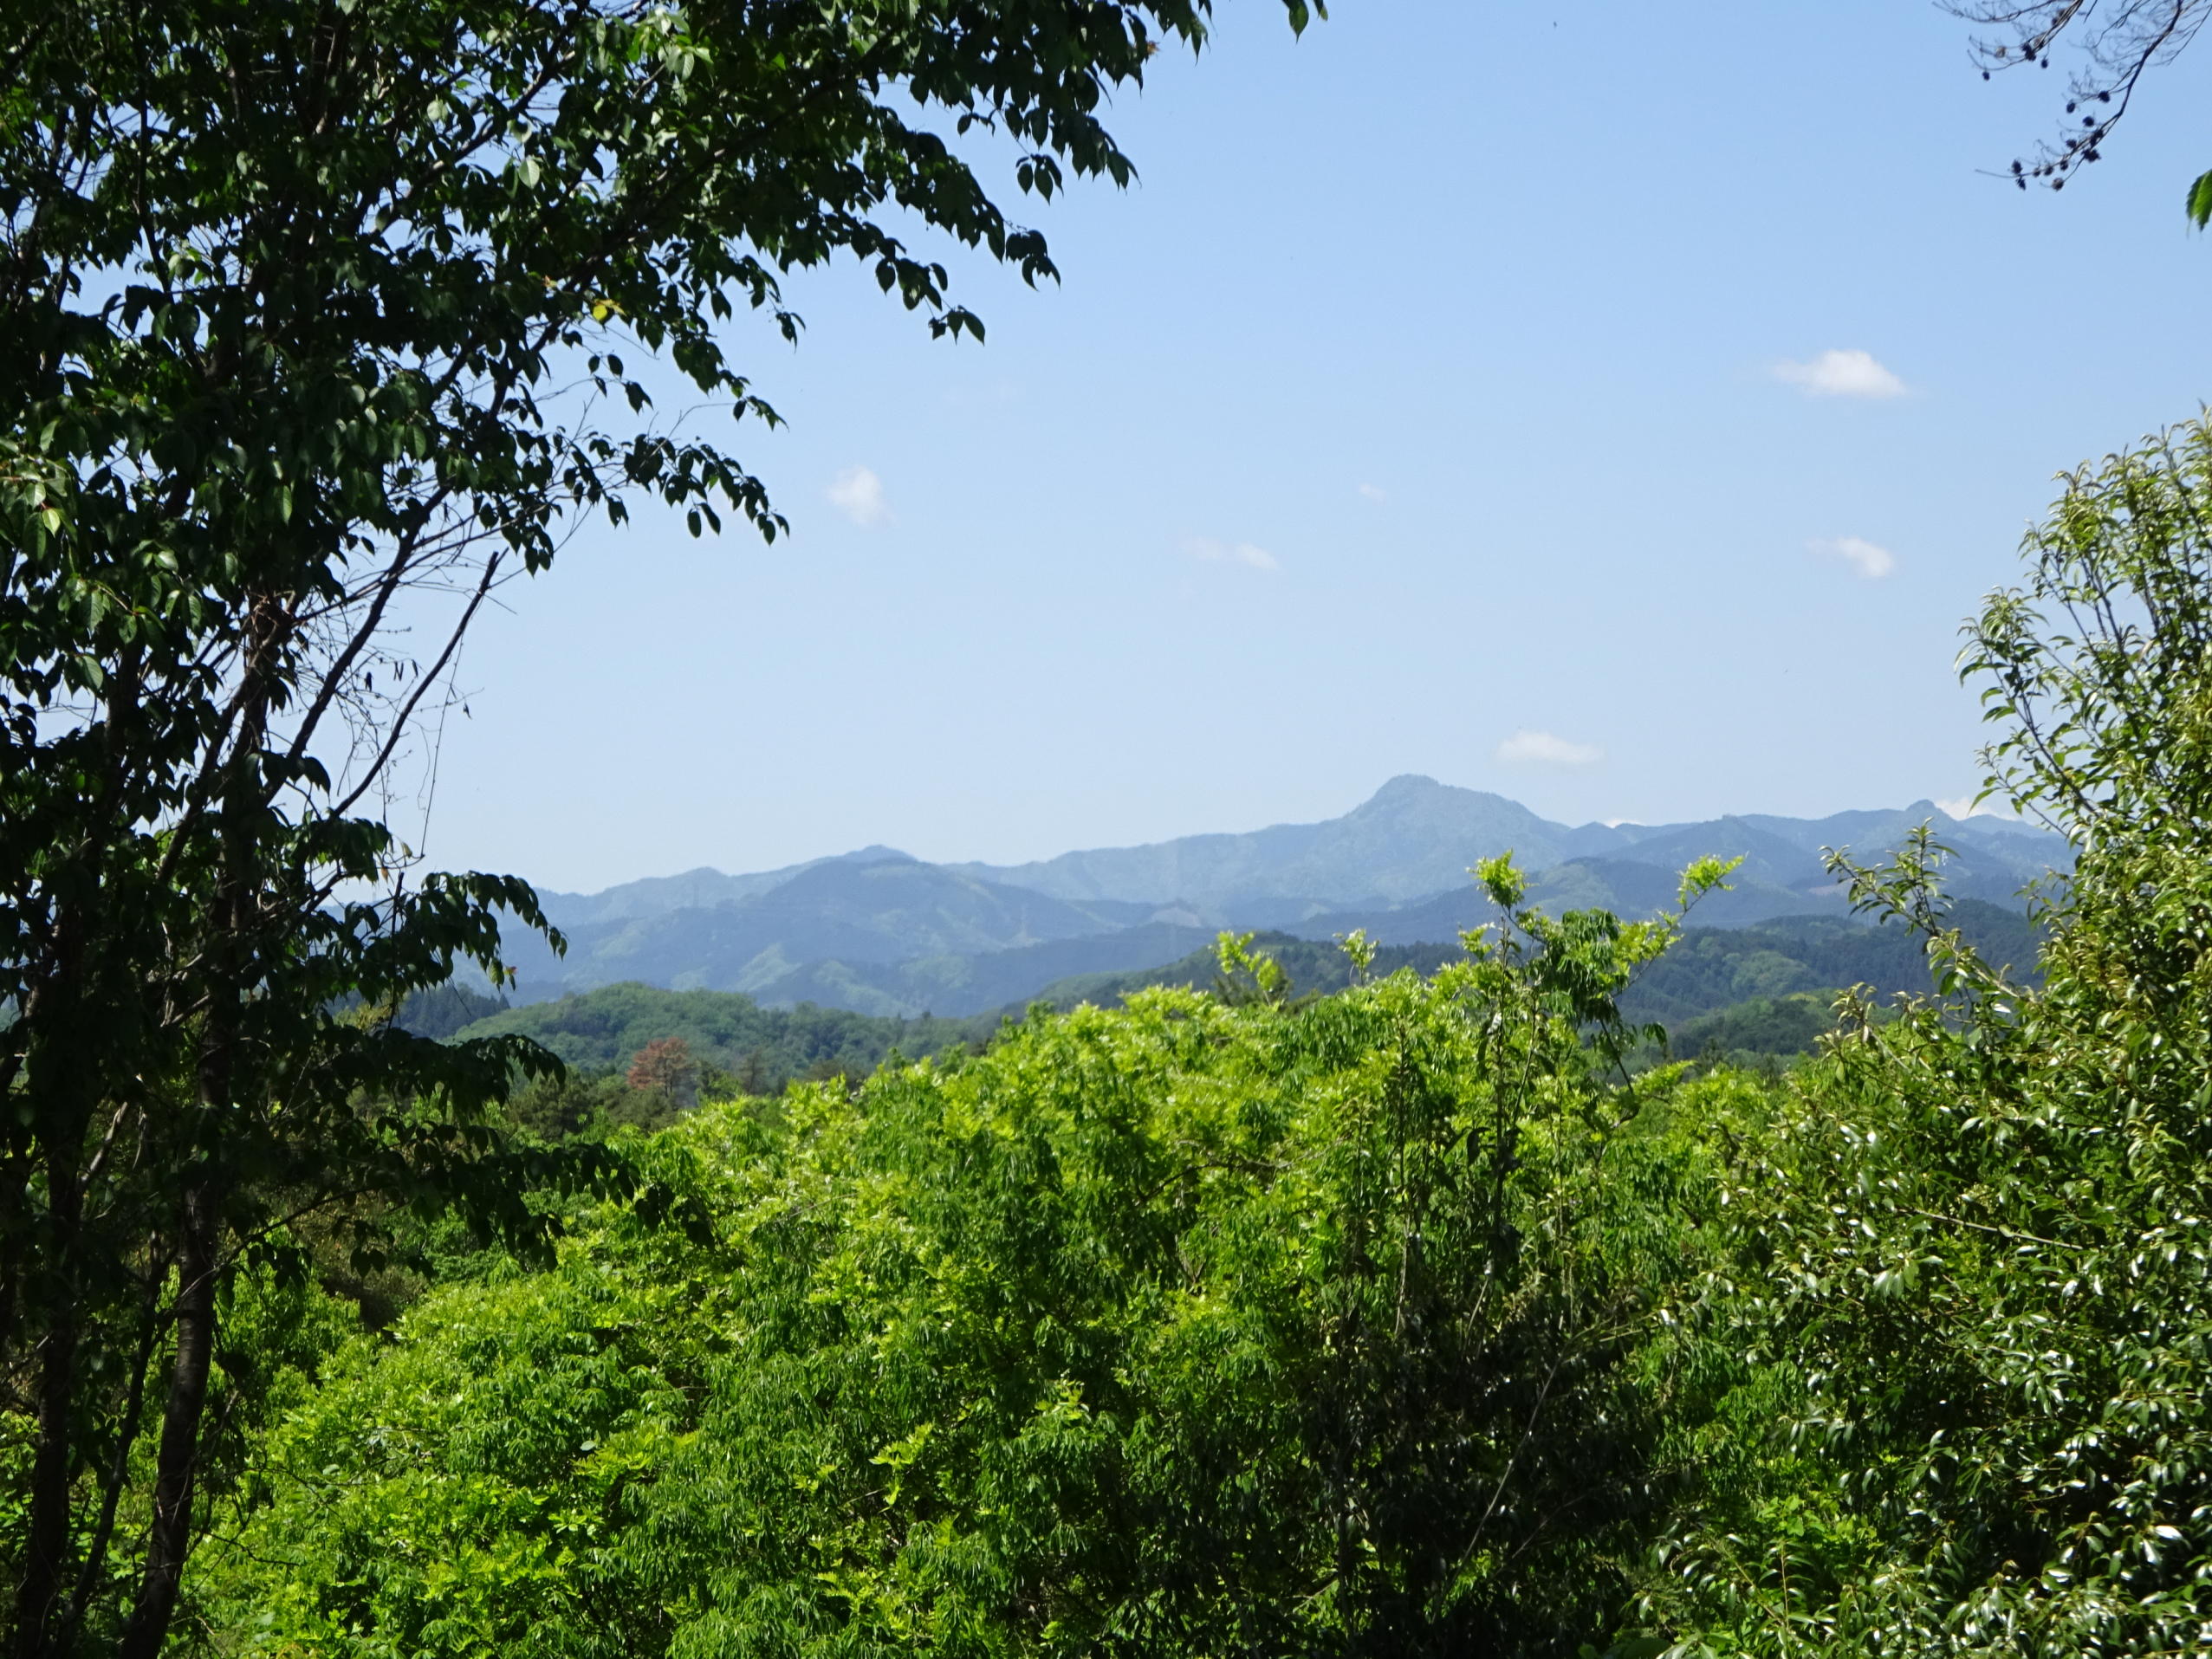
[503,776,2068,1018]
[506,787,2070,1021]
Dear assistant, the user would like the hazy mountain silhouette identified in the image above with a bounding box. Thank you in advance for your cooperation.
[496,779,2070,1010]
[504,854,1155,1001]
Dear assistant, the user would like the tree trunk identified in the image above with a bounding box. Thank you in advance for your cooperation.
[10,968,93,1659]
[116,1185,216,1659]
[59,1261,166,1646]
[120,621,269,1659]
[11,1247,79,1659]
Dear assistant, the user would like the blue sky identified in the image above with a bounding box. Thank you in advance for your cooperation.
[426,0,2212,891]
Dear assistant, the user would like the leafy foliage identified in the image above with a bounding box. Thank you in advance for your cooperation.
[1617,900,2040,1027]
[1018,904,2039,1068]
[1648,416,2212,1655]
[0,0,1313,1650]
[199,881,1748,1656]
[183,396,2212,1659]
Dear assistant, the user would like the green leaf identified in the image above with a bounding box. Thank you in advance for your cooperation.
[2188,168,2212,229]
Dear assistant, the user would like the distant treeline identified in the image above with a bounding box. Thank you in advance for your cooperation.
[445,981,997,1095]
[420,898,2041,1116]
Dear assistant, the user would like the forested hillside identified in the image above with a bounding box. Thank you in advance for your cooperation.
[456,982,995,1095]
[1063,902,2040,1021]
[445,898,2042,1096]
[1011,898,2038,1066]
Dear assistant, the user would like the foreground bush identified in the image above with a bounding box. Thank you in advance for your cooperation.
[198,911,1759,1657]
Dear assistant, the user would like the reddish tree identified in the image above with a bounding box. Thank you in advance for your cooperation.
[626,1038,701,1107]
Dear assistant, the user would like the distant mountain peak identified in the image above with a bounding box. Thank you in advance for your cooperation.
[835,845,917,865]
[1356,774,1547,820]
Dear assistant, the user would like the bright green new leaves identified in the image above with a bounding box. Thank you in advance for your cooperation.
[163,413,2212,1656]
[1463,852,1742,1082]
[1646,417,2212,1656]
[204,944,1748,1657]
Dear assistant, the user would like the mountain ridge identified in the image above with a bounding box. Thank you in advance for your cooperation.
[945,775,1569,909]
[495,778,2070,1012]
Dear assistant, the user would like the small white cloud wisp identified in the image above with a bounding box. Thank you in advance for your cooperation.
[1495,729,1603,767]
[827,465,890,527]
[1357,483,1387,503]
[1810,535,1897,580]
[1773,348,1908,399]
[1183,535,1280,573]
[1934,794,2019,821]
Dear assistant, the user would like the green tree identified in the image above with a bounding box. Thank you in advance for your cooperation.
[1651,415,2212,1654]
[0,2,1314,1651]
[197,877,1751,1657]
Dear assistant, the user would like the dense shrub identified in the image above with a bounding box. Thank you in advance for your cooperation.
[198,926,1755,1656]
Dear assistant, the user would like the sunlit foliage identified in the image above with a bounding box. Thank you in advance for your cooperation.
[198,888,1754,1656]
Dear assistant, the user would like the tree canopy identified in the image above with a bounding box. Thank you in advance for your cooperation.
[0,2,1314,1652]
[23,3,2212,1653]
[196,881,1755,1656]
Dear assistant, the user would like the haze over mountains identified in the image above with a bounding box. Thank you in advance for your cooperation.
[503,776,2068,1018]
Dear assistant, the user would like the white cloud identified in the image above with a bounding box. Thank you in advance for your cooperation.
[1495,729,1603,767]
[1357,483,1387,503]
[1183,535,1279,573]
[1809,535,1897,580]
[1935,794,2019,821]
[827,465,889,527]
[1773,348,1908,399]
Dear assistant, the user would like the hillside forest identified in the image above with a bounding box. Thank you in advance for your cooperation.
[9,3,2212,1657]
[431,894,2044,1111]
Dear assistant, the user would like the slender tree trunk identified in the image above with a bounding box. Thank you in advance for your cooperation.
[10,640,151,1659]
[118,914,237,1659]
[12,1225,80,1659]
[120,610,272,1659]
[117,1183,216,1659]
[120,967,236,1658]
[11,962,93,1659]
[58,1264,165,1643]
